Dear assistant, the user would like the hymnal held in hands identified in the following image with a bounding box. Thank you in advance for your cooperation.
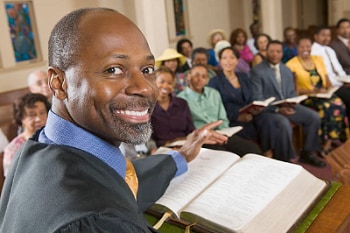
[163,127,243,148]
[336,75,350,83]
[271,95,308,107]
[150,148,328,233]
[239,97,276,113]
[308,86,340,99]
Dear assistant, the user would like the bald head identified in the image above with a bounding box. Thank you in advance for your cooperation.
[48,8,148,71]
[27,70,52,99]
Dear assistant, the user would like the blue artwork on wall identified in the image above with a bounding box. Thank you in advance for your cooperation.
[173,0,186,36]
[5,2,38,62]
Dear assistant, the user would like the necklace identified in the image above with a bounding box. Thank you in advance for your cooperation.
[298,57,315,70]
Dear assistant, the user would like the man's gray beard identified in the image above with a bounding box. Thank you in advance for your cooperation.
[117,120,152,145]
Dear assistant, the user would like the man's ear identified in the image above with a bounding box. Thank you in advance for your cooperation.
[186,73,191,82]
[204,77,209,86]
[48,67,67,100]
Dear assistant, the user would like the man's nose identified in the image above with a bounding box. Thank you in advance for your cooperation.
[126,72,154,97]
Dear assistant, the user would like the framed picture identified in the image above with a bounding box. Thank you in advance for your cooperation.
[5,1,41,63]
[165,0,189,42]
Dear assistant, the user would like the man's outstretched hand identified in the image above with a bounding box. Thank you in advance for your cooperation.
[178,121,228,162]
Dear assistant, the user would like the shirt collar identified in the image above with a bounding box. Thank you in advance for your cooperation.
[337,35,349,46]
[269,63,280,69]
[38,111,126,178]
[185,86,207,98]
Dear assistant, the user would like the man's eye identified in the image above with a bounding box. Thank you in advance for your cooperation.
[142,67,155,75]
[106,67,123,75]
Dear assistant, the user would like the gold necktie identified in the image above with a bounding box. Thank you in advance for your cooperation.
[125,158,139,199]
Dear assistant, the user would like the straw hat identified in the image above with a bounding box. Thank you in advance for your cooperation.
[214,40,231,61]
[155,48,186,68]
[207,29,227,47]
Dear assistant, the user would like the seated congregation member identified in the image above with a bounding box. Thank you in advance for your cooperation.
[329,18,350,74]
[252,33,272,67]
[207,29,227,68]
[176,38,193,72]
[311,25,350,123]
[250,40,326,167]
[208,46,295,161]
[156,48,187,94]
[282,26,298,63]
[178,64,262,156]
[229,28,254,66]
[151,66,195,147]
[27,70,53,102]
[246,21,261,55]
[3,93,50,176]
[215,40,250,74]
[190,47,217,79]
[286,37,348,154]
[0,8,229,233]
[0,129,9,154]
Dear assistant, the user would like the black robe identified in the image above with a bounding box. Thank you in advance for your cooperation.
[0,136,177,233]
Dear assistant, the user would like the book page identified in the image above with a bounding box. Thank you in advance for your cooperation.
[309,86,339,99]
[216,126,243,137]
[163,127,242,147]
[239,97,276,113]
[271,95,308,105]
[154,148,240,217]
[180,154,326,232]
[241,168,327,233]
[336,75,350,83]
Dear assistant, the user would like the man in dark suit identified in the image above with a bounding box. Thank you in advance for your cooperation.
[0,8,227,233]
[329,18,350,74]
[249,40,325,167]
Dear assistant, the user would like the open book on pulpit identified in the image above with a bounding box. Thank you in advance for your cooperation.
[148,148,329,233]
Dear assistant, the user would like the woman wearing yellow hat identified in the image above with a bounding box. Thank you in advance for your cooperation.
[156,48,187,93]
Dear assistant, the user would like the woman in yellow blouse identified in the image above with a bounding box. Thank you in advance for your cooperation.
[286,37,348,155]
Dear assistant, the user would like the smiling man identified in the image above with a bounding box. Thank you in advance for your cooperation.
[0,8,227,233]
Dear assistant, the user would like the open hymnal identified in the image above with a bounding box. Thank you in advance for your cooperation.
[163,126,243,148]
[336,75,350,83]
[308,86,339,99]
[239,97,276,113]
[149,148,328,233]
[271,95,308,106]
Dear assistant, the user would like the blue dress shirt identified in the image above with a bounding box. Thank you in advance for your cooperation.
[39,111,187,178]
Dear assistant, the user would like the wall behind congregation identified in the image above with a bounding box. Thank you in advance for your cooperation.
[0,0,241,93]
[1,0,350,93]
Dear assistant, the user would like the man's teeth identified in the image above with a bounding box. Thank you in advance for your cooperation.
[116,109,148,116]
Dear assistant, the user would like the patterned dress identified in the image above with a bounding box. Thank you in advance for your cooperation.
[287,56,349,143]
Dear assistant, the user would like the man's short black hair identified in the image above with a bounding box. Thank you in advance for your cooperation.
[191,47,209,61]
[266,40,283,50]
[336,18,350,28]
[314,25,331,35]
[48,8,115,71]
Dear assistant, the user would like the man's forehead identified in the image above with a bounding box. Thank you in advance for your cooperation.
[77,11,152,57]
[191,67,207,74]
[79,10,140,39]
[268,44,282,50]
